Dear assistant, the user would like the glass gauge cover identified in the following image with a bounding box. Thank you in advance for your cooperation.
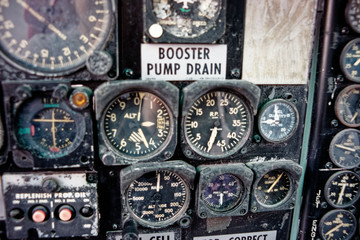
[254,169,291,206]
[335,85,360,127]
[15,97,85,159]
[340,38,360,83]
[345,0,360,34]
[329,129,360,169]
[149,0,222,39]
[183,91,252,159]
[319,210,357,240]
[202,173,243,212]
[0,0,112,75]
[258,99,299,143]
[102,91,173,160]
[126,170,190,227]
[324,171,360,208]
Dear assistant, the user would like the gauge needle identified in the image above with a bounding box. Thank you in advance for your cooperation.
[174,0,196,9]
[156,173,160,192]
[51,109,57,148]
[266,172,284,193]
[336,183,347,205]
[138,128,149,149]
[350,112,358,122]
[261,119,277,124]
[16,0,67,40]
[354,58,360,66]
[335,144,356,152]
[274,104,280,123]
[137,92,145,122]
[325,223,345,236]
[141,121,155,127]
[219,193,224,206]
[207,127,219,152]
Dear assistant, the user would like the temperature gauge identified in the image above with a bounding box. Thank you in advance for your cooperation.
[345,0,360,34]
[335,85,360,127]
[340,38,360,83]
[319,210,357,240]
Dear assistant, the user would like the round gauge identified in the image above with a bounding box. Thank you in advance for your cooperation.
[345,0,360,34]
[319,210,357,240]
[183,91,252,159]
[102,91,173,160]
[324,171,360,208]
[258,99,299,143]
[15,97,85,159]
[329,129,360,169]
[202,173,243,212]
[126,170,190,227]
[0,0,112,76]
[150,0,221,38]
[340,38,360,83]
[254,169,291,206]
[335,85,360,127]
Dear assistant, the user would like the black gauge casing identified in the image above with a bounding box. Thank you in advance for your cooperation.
[319,209,357,240]
[340,38,360,83]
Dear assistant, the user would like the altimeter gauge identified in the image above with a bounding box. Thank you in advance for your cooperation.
[340,38,360,83]
[335,85,360,127]
[0,0,113,76]
[319,210,357,240]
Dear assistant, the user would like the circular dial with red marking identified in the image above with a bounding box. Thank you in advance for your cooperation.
[15,97,85,159]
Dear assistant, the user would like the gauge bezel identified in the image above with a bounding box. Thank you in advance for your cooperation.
[324,170,360,208]
[335,85,360,127]
[340,38,360,83]
[345,0,360,34]
[181,80,261,161]
[257,99,299,143]
[0,0,114,77]
[246,160,302,212]
[196,163,253,218]
[95,81,179,165]
[120,160,195,229]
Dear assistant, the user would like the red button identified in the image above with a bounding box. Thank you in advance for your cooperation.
[32,209,47,223]
[58,208,73,222]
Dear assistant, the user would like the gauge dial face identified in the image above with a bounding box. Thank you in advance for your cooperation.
[345,0,360,34]
[258,99,299,143]
[103,91,173,160]
[329,129,360,169]
[15,97,85,159]
[340,38,360,83]
[0,0,112,75]
[319,210,357,240]
[184,91,251,159]
[335,85,360,127]
[202,173,243,212]
[324,171,360,208]
[254,170,291,206]
[150,0,221,38]
[126,170,190,227]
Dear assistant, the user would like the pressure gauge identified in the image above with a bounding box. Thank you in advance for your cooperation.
[120,161,195,228]
[335,85,360,127]
[340,39,360,83]
[145,0,226,42]
[258,99,299,143]
[0,0,113,76]
[329,129,360,169]
[319,210,357,240]
[345,0,360,34]
[95,81,179,165]
[324,171,360,208]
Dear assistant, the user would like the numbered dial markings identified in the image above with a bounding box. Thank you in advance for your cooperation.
[258,99,299,142]
[16,97,84,159]
[150,0,222,38]
[335,85,360,127]
[184,91,251,158]
[319,210,357,240]
[126,170,189,226]
[329,129,360,169]
[202,174,243,212]
[0,0,112,75]
[325,171,360,208]
[340,38,360,82]
[103,91,172,158]
[345,0,360,34]
[254,170,291,206]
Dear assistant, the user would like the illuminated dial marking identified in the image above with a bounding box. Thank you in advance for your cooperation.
[319,210,357,240]
[184,91,251,159]
[335,85,360,127]
[340,38,360,83]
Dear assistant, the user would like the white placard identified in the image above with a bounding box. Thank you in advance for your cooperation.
[108,231,175,240]
[193,231,277,240]
[141,44,227,81]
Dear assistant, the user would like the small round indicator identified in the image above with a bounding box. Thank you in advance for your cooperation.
[340,38,360,83]
[319,209,357,240]
[254,169,291,206]
[258,99,299,143]
[324,171,360,208]
[58,206,74,222]
[183,91,252,159]
[31,206,48,223]
[202,173,243,212]
[126,170,190,227]
[71,91,89,109]
[345,0,360,34]
[329,129,360,169]
[335,85,360,127]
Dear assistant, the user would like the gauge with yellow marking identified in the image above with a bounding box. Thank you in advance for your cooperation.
[0,0,113,76]
[340,38,360,83]
[319,210,357,240]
